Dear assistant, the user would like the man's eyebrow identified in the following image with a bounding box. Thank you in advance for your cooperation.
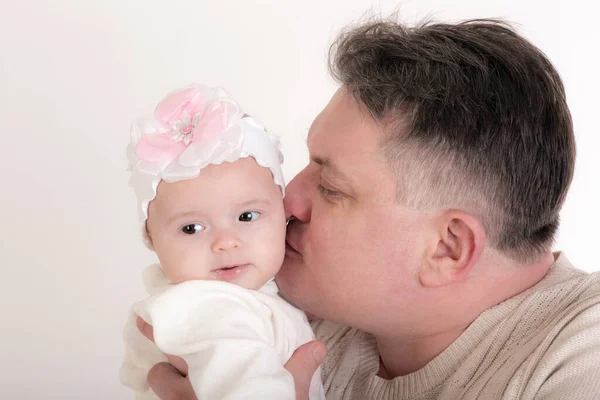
[311,156,351,182]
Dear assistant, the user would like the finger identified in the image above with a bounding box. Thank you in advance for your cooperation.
[147,362,196,400]
[166,354,189,376]
[136,316,154,342]
[284,340,327,400]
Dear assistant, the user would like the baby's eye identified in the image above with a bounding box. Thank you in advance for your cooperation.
[239,211,261,222]
[181,224,204,235]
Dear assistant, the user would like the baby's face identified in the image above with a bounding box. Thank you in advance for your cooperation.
[146,157,286,289]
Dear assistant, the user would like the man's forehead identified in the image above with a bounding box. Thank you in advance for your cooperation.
[307,105,376,154]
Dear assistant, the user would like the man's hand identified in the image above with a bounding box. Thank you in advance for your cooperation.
[284,340,327,399]
[137,317,327,400]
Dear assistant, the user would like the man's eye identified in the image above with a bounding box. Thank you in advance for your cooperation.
[318,184,340,198]
[239,211,261,222]
[181,224,204,234]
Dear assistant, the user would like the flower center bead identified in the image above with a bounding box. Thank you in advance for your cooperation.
[180,125,194,135]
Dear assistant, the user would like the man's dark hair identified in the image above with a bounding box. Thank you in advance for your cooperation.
[329,18,576,262]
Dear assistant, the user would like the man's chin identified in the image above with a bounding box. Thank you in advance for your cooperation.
[277,255,299,281]
[274,268,290,295]
[275,262,309,310]
[305,311,323,321]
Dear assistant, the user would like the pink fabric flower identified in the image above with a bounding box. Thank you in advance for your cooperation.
[134,85,239,163]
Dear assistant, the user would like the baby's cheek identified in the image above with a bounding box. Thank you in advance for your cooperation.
[155,243,192,283]
[159,259,182,283]
[262,230,286,273]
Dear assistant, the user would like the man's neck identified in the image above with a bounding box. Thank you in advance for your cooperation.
[376,326,469,378]
[375,251,555,379]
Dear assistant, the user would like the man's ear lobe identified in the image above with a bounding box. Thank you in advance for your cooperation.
[419,211,486,288]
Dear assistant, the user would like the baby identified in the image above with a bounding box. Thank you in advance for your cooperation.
[119,84,325,399]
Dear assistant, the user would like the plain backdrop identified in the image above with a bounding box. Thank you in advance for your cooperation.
[1,0,598,398]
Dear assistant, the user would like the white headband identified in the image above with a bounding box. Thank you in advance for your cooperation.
[127,84,285,224]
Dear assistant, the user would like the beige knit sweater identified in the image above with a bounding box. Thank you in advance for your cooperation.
[312,253,600,399]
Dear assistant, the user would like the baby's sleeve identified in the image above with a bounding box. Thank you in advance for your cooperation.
[141,280,295,400]
[119,311,168,400]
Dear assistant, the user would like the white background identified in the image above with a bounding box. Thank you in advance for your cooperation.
[1,0,598,398]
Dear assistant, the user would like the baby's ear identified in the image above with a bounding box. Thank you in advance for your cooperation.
[143,223,155,251]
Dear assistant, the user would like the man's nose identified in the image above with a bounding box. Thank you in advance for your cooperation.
[284,168,312,223]
[211,230,242,253]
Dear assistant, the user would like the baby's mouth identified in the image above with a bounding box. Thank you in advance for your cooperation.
[213,264,250,279]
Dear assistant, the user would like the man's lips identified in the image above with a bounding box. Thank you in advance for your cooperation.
[212,264,249,279]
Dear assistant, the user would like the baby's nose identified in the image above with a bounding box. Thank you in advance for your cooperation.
[211,231,241,253]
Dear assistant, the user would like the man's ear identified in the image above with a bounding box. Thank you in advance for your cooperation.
[419,210,486,288]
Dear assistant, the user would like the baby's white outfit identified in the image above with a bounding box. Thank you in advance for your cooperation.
[120,264,325,399]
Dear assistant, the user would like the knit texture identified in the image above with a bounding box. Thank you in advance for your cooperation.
[313,253,600,399]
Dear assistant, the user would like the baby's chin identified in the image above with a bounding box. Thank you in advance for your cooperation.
[213,264,275,290]
[164,264,274,290]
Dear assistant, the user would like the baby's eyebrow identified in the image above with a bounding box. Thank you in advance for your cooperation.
[166,211,204,224]
[236,198,275,208]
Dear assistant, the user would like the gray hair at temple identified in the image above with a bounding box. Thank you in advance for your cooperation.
[328,18,576,263]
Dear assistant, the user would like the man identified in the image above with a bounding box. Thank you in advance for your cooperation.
[139,18,600,399]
